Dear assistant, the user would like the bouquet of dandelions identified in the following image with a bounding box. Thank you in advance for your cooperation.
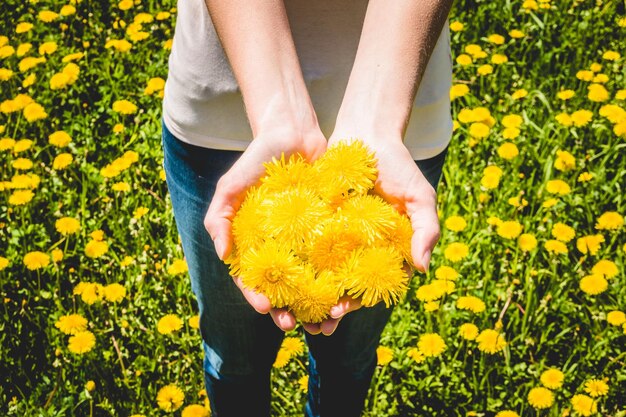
[226,140,413,323]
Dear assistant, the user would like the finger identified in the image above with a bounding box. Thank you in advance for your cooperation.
[204,178,238,260]
[329,296,362,319]
[320,317,341,336]
[302,322,322,335]
[406,188,440,273]
[232,277,272,314]
[269,308,296,332]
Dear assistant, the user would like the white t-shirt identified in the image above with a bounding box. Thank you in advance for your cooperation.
[163,0,453,160]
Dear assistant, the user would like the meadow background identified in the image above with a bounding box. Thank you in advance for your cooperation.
[1,0,625,415]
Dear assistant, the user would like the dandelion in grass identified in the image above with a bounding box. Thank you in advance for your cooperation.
[444,242,469,262]
[156,384,185,412]
[540,368,564,389]
[188,315,200,329]
[85,239,108,258]
[591,260,618,279]
[584,378,609,397]
[103,283,126,302]
[407,347,425,363]
[23,251,50,270]
[0,256,9,271]
[157,314,184,335]
[435,266,459,281]
[260,187,332,253]
[238,239,303,308]
[290,270,340,323]
[112,99,137,115]
[445,215,467,232]
[167,259,188,276]
[554,150,576,171]
[518,233,537,252]
[580,274,608,295]
[546,179,571,195]
[307,218,366,272]
[9,189,34,205]
[341,246,408,308]
[68,330,96,354]
[527,387,554,409]
[544,240,568,255]
[570,394,597,416]
[55,217,80,235]
[298,375,309,392]
[476,329,506,354]
[53,152,75,170]
[551,222,575,242]
[273,349,291,368]
[417,333,446,358]
[314,140,377,199]
[415,282,446,302]
[459,323,479,340]
[281,337,304,356]
[339,195,396,245]
[607,311,625,326]
[456,296,486,313]
[261,154,315,192]
[495,411,519,417]
[595,211,623,230]
[376,346,394,366]
[496,220,523,239]
[181,404,209,417]
[74,282,104,305]
[55,314,88,335]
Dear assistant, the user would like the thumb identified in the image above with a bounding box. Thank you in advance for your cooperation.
[204,178,238,260]
[407,192,440,273]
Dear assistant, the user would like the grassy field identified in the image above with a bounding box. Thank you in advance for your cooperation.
[1,0,625,416]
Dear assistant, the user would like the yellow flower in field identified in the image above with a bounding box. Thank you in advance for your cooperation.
[0,256,9,271]
[113,123,124,134]
[12,157,33,170]
[68,330,96,354]
[580,274,608,295]
[167,259,188,275]
[496,220,523,239]
[576,70,594,81]
[118,0,134,10]
[509,29,525,38]
[51,248,63,262]
[554,150,575,171]
[481,165,503,189]
[417,333,446,357]
[527,387,554,409]
[0,68,13,81]
[17,43,32,56]
[11,173,40,189]
[181,404,209,417]
[555,113,572,127]
[39,41,58,55]
[459,323,479,340]
[592,74,608,84]
[576,235,604,255]
[444,242,469,262]
[476,329,506,354]
[105,39,133,53]
[540,368,564,389]
[133,206,149,219]
[590,62,602,72]
[157,314,184,334]
[416,282,446,302]
[298,375,309,392]
[502,114,523,129]
[16,22,34,33]
[616,89,626,100]
[120,256,134,267]
[579,172,595,184]
[497,142,519,160]
[55,314,88,335]
[518,233,537,252]
[74,282,104,304]
[456,296,485,313]
[445,215,467,232]
[599,104,626,124]
[164,39,173,50]
[0,137,15,150]
[607,311,625,326]
[18,56,46,72]
[62,52,84,63]
[38,10,59,22]
[602,51,620,61]
[273,349,290,368]
[85,380,96,392]
[9,189,34,205]
[144,77,166,95]
[544,240,568,255]
[60,5,76,16]
[112,99,138,115]
[584,378,608,397]
[13,139,33,153]
[23,251,50,270]
[435,266,459,281]
[112,181,131,192]
[407,347,425,363]
[85,240,108,258]
[477,64,493,76]
[449,21,464,32]
[522,0,538,10]
[188,315,200,329]
[570,394,597,416]
[491,54,508,64]
[570,110,593,127]
[487,34,505,44]
[456,54,472,66]
[103,283,126,302]
[591,260,618,279]
[156,384,184,412]
[469,122,490,139]
[557,90,575,100]
[450,84,470,100]
[55,217,80,235]
[48,131,72,147]
[0,45,15,59]
[495,411,519,417]
[23,102,47,122]
[156,11,172,20]
[53,153,73,170]
[507,196,527,208]
[281,337,304,356]
[545,179,570,195]
[376,346,394,366]
[587,84,609,102]
[91,230,105,241]
[551,223,575,242]
[595,211,623,230]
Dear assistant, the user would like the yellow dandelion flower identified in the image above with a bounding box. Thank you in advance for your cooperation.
[554,150,576,171]
[469,122,490,139]
[496,220,523,239]
[339,195,396,244]
[417,333,446,357]
[456,296,485,313]
[55,314,88,335]
[281,337,304,356]
[23,251,50,270]
[497,142,519,160]
[48,131,72,147]
[156,384,184,412]
[376,346,394,366]
[167,259,188,275]
[476,329,506,354]
[557,90,575,100]
[602,51,620,61]
[444,242,469,262]
[459,323,479,340]
[518,233,537,252]
[544,240,568,255]
[607,311,625,326]
[584,378,608,397]
[341,246,408,308]
[307,218,366,272]
[588,84,609,102]
[85,380,95,391]
[298,375,309,392]
[188,315,200,329]
[85,240,108,258]
[0,256,9,271]
[595,211,623,230]
[578,172,593,182]
[445,215,467,232]
[450,84,470,100]
[435,266,459,281]
[9,189,34,205]
[571,394,597,416]
[239,239,303,308]
[576,235,604,255]
[12,157,33,170]
[157,314,183,334]
[74,282,104,305]
[181,404,209,417]
[591,260,618,279]
[495,411,519,417]
[546,179,571,195]
[571,110,593,127]
[53,153,73,170]
[580,273,608,295]
[51,249,63,263]
[551,223,575,242]
[415,282,446,302]
[527,387,554,409]
[232,187,267,253]
[261,154,316,192]
[450,21,464,31]
[273,349,291,368]
[112,99,138,115]
[23,102,47,122]
[68,330,96,354]
[103,283,126,302]
[540,368,564,389]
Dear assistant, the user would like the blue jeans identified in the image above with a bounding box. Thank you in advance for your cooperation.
[161,121,447,417]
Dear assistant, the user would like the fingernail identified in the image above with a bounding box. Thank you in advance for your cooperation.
[421,250,431,272]
[330,306,341,318]
[214,238,224,260]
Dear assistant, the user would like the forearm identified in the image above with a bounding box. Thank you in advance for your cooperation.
[204,0,318,137]
[334,0,453,140]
